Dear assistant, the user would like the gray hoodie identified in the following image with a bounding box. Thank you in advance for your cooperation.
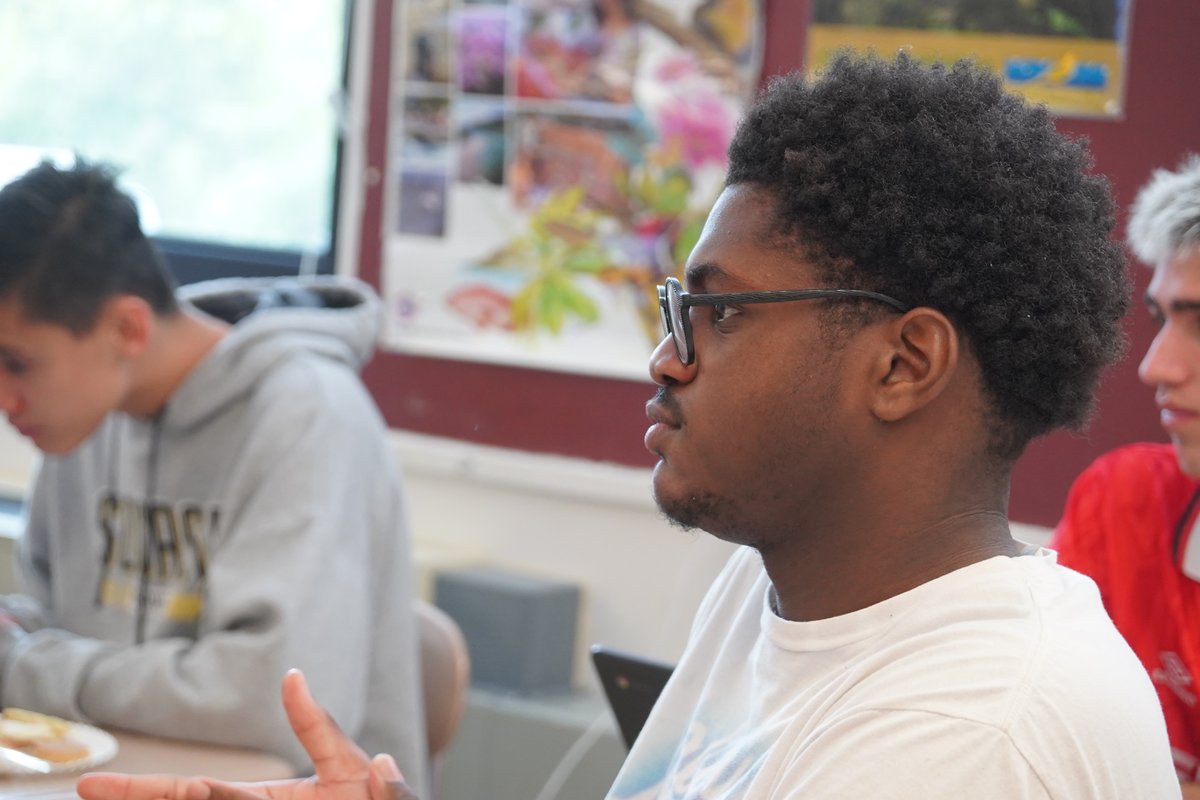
[5,276,426,787]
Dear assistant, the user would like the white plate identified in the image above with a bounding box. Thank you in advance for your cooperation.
[0,721,119,775]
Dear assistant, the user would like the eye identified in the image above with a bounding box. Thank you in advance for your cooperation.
[710,303,740,325]
[1184,313,1200,340]
[1,357,28,376]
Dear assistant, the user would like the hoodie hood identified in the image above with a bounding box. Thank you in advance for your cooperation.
[165,275,381,430]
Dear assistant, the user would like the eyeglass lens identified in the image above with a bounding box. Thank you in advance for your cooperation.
[657,285,670,337]
[665,279,689,363]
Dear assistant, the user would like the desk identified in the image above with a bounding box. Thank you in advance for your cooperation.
[0,729,295,798]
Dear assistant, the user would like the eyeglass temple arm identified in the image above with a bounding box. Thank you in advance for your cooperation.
[682,289,911,313]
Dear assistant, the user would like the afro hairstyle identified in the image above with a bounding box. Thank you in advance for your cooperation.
[725,52,1128,460]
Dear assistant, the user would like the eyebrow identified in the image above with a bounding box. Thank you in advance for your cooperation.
[1144,294,1200,312]
[683,262,727,293]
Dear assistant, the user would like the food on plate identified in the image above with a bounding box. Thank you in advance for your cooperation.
[0,708,89,763]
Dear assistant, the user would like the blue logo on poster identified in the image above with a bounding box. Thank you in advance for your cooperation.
[1005,59,1049,82]
[1065,63,1107,88]
[1005,56,1108,90]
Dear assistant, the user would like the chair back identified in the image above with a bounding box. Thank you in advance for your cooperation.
[416,600,471,770]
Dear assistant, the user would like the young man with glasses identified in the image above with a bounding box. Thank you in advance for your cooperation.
[1051,154,1200,797]
[76,53,1179,800]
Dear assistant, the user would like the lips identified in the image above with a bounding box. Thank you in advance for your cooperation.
[645,402,680,429]
[1159,406,1199,431]
[645,385,684,427]
[1156,394,1199,431]
[644,392,683,454]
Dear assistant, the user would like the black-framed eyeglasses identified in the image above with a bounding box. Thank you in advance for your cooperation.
[657,276,911,365]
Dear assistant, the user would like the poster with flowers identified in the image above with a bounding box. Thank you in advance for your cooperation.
[382,0,763,381]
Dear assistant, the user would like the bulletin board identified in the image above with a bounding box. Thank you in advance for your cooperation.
[380,0,764,380]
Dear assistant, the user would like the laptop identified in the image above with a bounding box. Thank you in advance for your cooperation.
[591,644,675,750]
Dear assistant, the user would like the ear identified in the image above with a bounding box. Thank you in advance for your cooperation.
[96,295,155,359]
[866,308,959,423]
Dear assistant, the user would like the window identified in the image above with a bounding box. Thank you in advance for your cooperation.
[0,1,352,282]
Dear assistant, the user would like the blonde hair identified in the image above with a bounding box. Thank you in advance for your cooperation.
[1127,153,1200,265]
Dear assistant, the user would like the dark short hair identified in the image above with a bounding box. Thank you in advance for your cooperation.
[0,159,178,333]
[726,52,1128,460]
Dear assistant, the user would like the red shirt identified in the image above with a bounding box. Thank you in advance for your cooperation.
[1052,442,1200,781]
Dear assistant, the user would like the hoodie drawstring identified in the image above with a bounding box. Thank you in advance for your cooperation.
[134,416,164,645]
[94,419,123,608]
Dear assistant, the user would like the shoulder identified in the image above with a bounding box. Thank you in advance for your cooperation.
[997,558,1174,789]
[245,352,382,427]
[782,708,1049,798]
[1071,442,1190,498]
[1011,584,1178,793]
[1057,442,1195,542]
[836,557,1177,793]
[786,702,1174,799]
[210,356,391,477]
[840,555,1138,724]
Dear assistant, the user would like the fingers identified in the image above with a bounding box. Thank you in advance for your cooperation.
[369,753,420,800]
[77,772,212,800]
[280,669,370,780]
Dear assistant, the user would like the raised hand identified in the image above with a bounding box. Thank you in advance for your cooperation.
[75,670,418,800]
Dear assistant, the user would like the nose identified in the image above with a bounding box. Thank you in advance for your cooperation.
[648,333,698,386]
[1139,325,1191,389]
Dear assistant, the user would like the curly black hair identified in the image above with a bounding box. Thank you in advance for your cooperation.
[726,52,1128,460]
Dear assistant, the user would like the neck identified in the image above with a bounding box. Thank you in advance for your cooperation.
[761,476,1019,622]
[121,306,229,417]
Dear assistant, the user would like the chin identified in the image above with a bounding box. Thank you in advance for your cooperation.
[35,431,90,456]
[35,440,74,456]
[652,466,699,527]
[653,484,744,540]
[652,481,703,530]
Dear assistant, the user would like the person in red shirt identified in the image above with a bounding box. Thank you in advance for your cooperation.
[1053,153,1200,795]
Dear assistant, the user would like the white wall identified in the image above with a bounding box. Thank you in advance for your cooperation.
[393,432,737,686]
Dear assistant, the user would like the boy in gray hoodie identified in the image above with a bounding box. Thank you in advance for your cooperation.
[0,160,425,789]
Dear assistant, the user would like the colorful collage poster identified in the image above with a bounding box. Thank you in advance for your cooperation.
[807,0,1129,118]
[382,0,763,380]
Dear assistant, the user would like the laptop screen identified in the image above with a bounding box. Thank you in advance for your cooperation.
[591,644,675,751]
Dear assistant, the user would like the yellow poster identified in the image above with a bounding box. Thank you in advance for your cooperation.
[807,1,1128,118]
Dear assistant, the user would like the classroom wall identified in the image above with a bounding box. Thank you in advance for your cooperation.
[353,0,1200,528]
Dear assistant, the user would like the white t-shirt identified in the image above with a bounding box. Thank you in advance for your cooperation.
[607,545,1180,799]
